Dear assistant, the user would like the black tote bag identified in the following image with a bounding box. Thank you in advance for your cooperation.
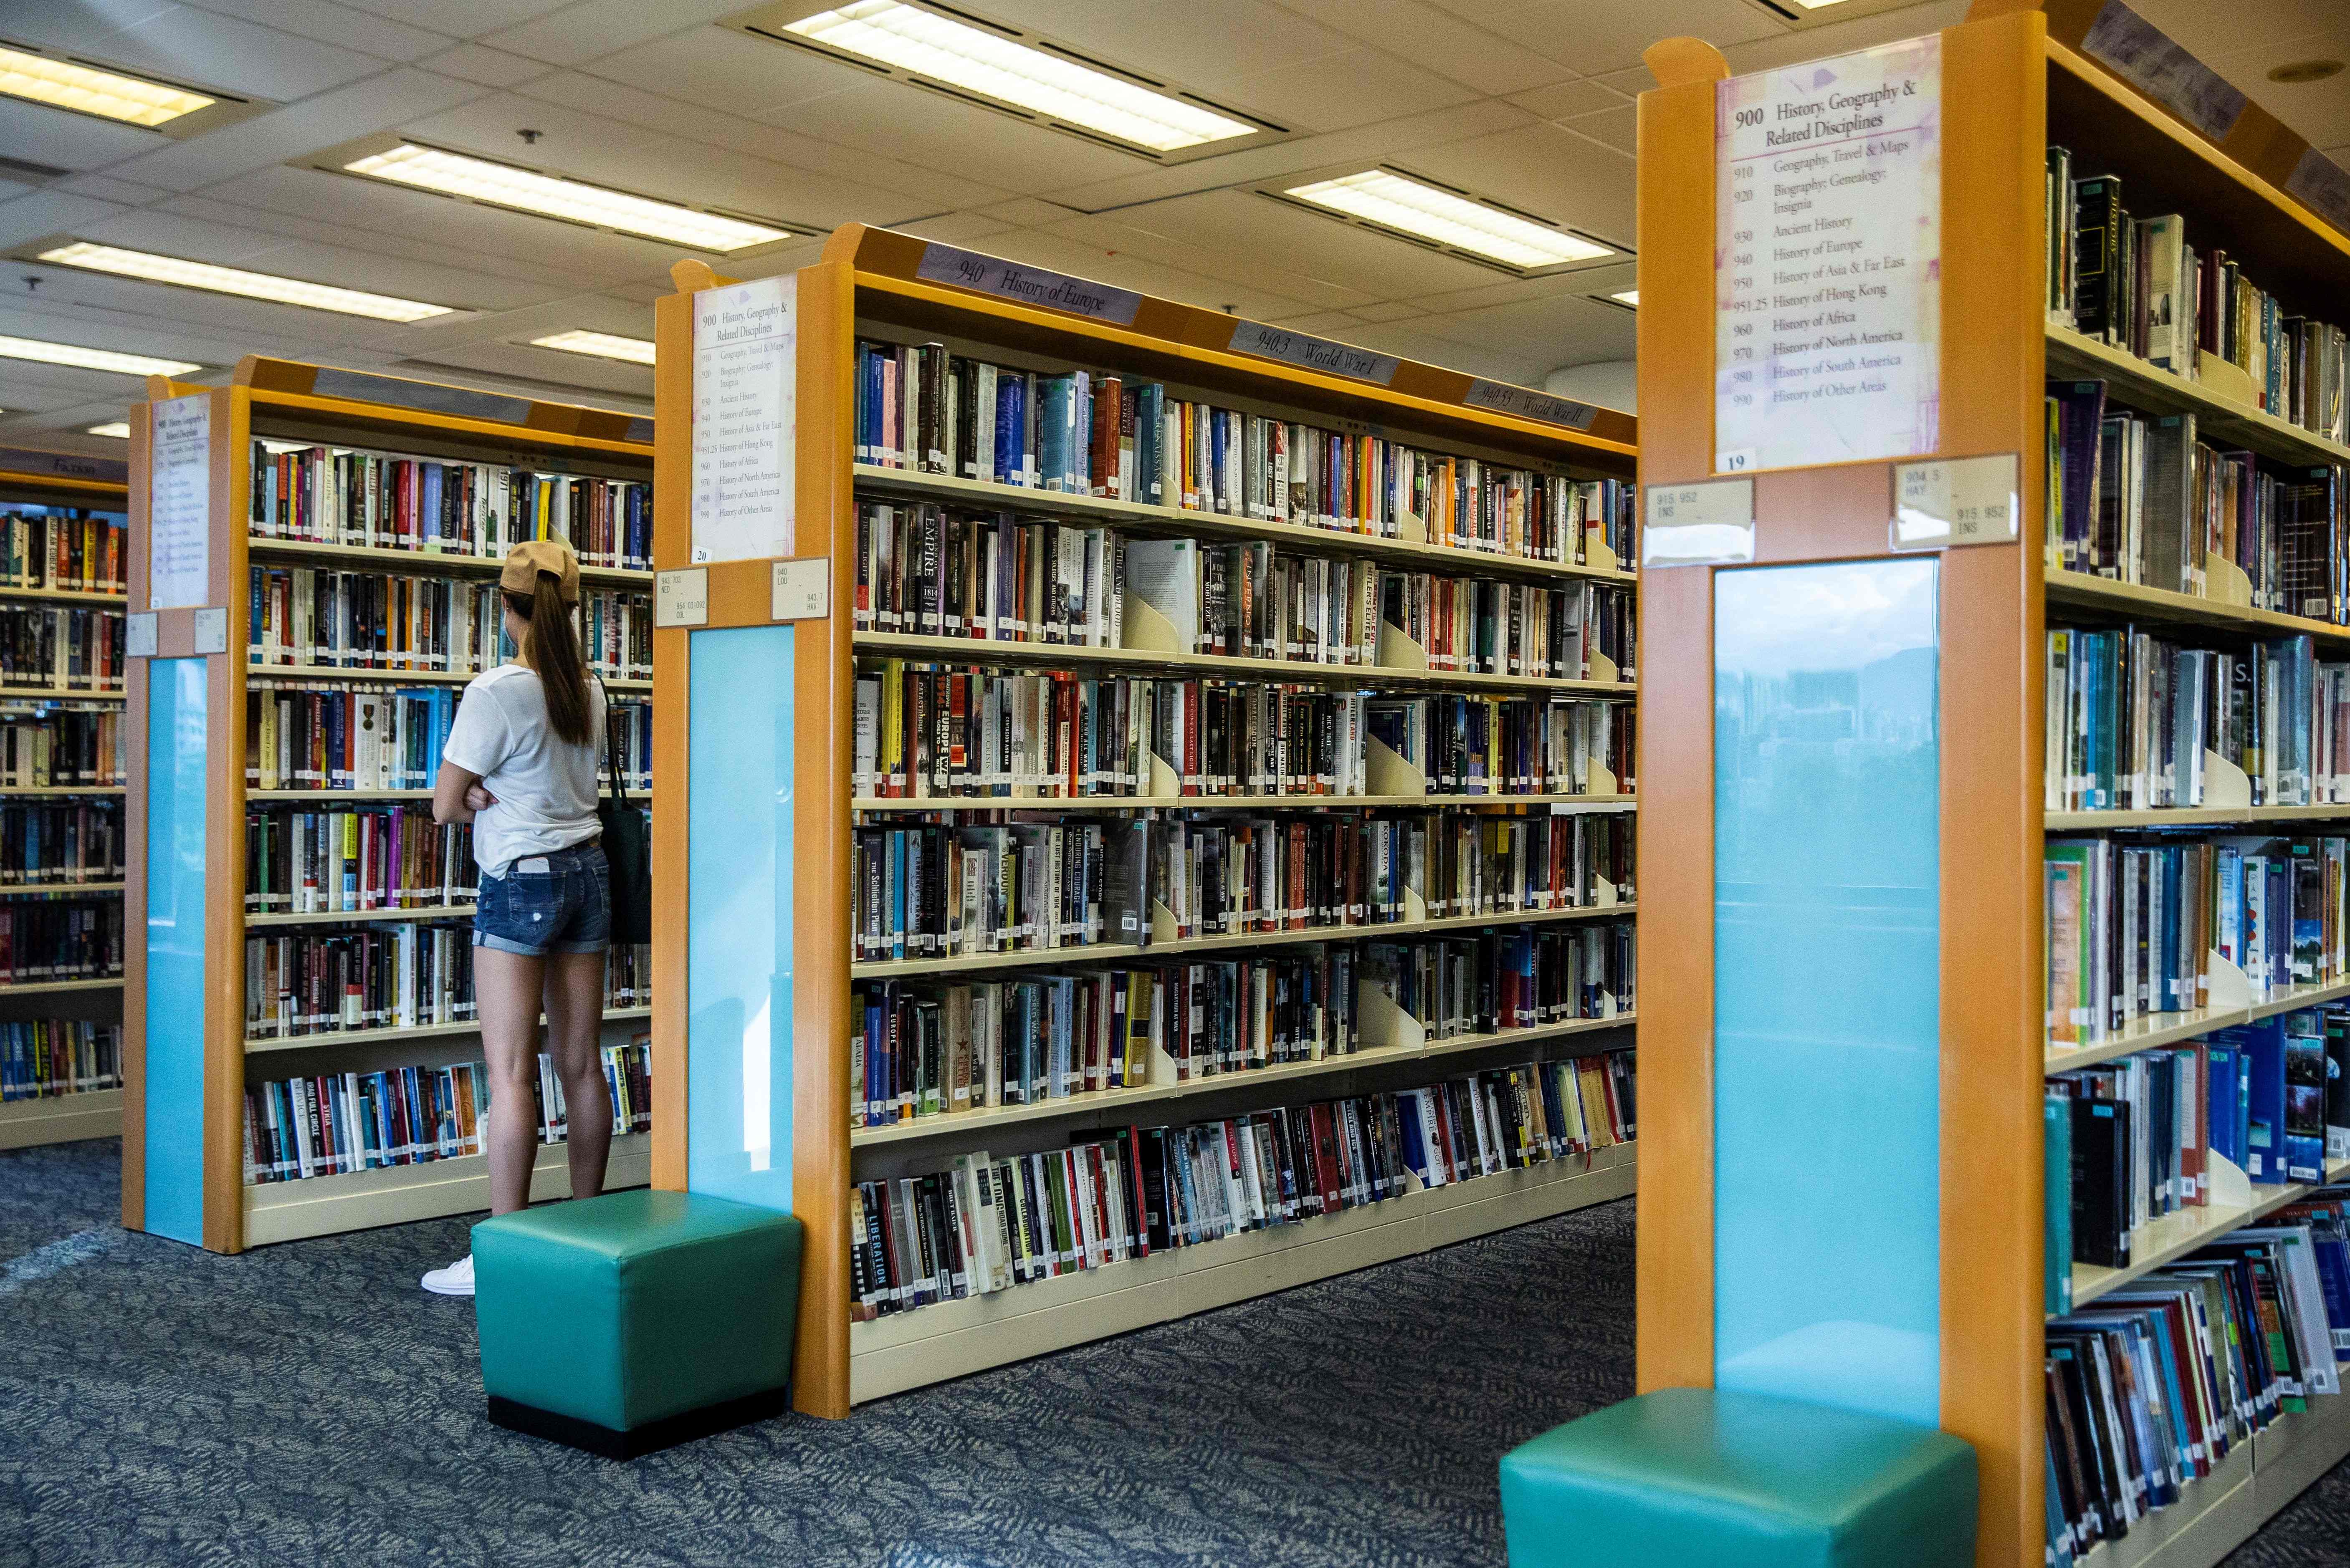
[597,680,653,946]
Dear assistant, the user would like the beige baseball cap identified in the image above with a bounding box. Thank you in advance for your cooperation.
[501,538,579,604]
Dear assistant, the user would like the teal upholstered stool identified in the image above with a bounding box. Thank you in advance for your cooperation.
[1500,1388,1977,1568]
[473,1189,803,1458]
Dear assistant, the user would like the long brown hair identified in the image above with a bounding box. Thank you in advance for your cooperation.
[506,573,592,746]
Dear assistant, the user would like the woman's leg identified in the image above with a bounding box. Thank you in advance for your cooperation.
[543,948,611,1199]
[476,945,548,1217]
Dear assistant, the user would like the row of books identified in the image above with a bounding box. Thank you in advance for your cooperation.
[0,1019,120,1100]
[854,505,1634,683]
[245,924,650,1041]
[0,901,122,984]
[0,801,120,885]
[0,606,122,693]
[2049,1012,2343,1286]
[2045,382,2343,609]
[854,339,1638,567]
[854,664,1630,804]
[0,507,125,594]
[243,682,653,795]
[852,922,1636,1127]
[0,709,122,789]
[2045,832,2347,1043]
[850,1050,1636,1318]
[240,1035,654,1184]
[2042,627,2347,811]
[246,565,652,680]
[853,814,1631,964]
[248,440,654,571]
[243,808,476,915]
[2042,1211,2349,1564]
[2047,151,2349,442]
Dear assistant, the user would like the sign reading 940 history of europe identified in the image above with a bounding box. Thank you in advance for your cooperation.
[1714,35,1941,476]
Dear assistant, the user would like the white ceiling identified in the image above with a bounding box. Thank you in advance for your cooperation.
[0,0,2338,453]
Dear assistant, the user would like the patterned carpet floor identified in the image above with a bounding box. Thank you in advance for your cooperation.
[1,1139,2345,1567]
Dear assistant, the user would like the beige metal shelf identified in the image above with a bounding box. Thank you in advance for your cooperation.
[243,1004,651,1056]
[850,792,1636,815]
[240,1130,652,1246]
[2046,323,2350,472]
[246,532,650,587]
[2047,803,2350,829]
[0,584,126,605]
[0,1086,122,1151]
[245,662,652,692]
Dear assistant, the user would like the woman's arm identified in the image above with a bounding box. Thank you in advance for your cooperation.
[433,760,494,825]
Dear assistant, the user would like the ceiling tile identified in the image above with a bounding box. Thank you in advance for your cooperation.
[1225,47,1481,134]
[0,190,132,251]
[406,340,651,402]
[420,43,551,86]
[1260,309,1370,335]
[54,174,173,204]
[0,99,169,174]
[8,1,394,100]
[334,0,573,32]
[893,214,1018,246]
[180,0,454,62]
[2126,0,2350,63]
[1559,104,1635,155]
[941,0,1357,101]
[1349,300,1426,322]
[1271,0,1574,96]
[1409,291,1637,362]
[1332,318,1545,383]
[1508,79,1632,119]
[753,81,1148,197]
[477,0,756,67]
[1716,0,1970,75]
[2202,27,2350,151]
[574,26,873,118]
[1430,0,1781,76]
[1058,188,1499,303]
[102,68,485,193]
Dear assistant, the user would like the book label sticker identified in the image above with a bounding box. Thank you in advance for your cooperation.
[1892,452,2019,550]
[1227,323,1399,386]
[1462,379,1599,430]
[192,606,228,655]
[1643,479,1754,566]
[691,274,796,564]
[916,244,1143,325]
[655,568,709,628]
[149,394,210,610]
[1715,35,1941,475]
[125,612,157,659]
[772,557,830,622]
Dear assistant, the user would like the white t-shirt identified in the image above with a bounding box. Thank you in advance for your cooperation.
[443,664,605,876]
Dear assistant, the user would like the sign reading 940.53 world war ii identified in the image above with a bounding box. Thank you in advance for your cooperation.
[1714,35,1941,476]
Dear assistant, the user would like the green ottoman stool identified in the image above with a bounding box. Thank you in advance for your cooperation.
[1500,1388,1977,1568]
[473,1189,803,1459]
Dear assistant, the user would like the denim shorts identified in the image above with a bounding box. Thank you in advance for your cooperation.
[474,841,610,957]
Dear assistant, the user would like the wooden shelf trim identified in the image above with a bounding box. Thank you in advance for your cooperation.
[850,1010,1634,1148]
[850,464,1637,587]
[854,631,1634,698]
[852,900,1635,981]
[243,1004,651,1056]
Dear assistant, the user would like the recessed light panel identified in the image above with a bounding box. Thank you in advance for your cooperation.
[0,43,211,126]
[530,331,656,366]
[38,242,453,323]
[86,422,129,438]
[1283,171,1611,272]
[1611,290,1639,306]
[341,144,792,253]
[0,334,199,378]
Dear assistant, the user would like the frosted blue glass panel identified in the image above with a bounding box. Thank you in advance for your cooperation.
[687,626,794,1210]
[144,658,208,1244]
[1713,559,1941,1424]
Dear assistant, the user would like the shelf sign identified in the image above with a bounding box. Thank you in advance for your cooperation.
[149,394,210,610]
[2081,2,2245,144]
[1463,379,1599,430]
[1715,35,1942,476]
[1644,478,1755,566]
[771,557,829,622]
[916,243,1142,325]
[1227,322,1399,386]
[1891,452,2019,550]
[655,567,709,628]
[691,274,796,565]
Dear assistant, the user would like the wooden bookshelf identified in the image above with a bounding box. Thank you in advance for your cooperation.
[653,226,1640,1418]
[124,360,660,1252]
[1631,5,2350,1565]
[0,449,131,1149]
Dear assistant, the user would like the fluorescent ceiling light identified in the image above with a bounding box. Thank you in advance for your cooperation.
[342,144,789,252]
[0,44,212,127]
[1611,290,1639,306]
[531,330,655,366]
[1788,0,1851,7]
[86,422,129,438]
[784,2,1254,154]
[1284,171,1611,270]
[38,241,452,323]
[0,334,199,378]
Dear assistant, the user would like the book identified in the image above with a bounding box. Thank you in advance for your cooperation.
[0,504,127,593]
[0,1018,122,1100]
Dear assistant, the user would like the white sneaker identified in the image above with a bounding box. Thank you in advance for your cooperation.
[421,1254,476,1296]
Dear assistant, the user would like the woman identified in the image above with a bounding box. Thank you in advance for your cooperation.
[420,538,613,1297]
